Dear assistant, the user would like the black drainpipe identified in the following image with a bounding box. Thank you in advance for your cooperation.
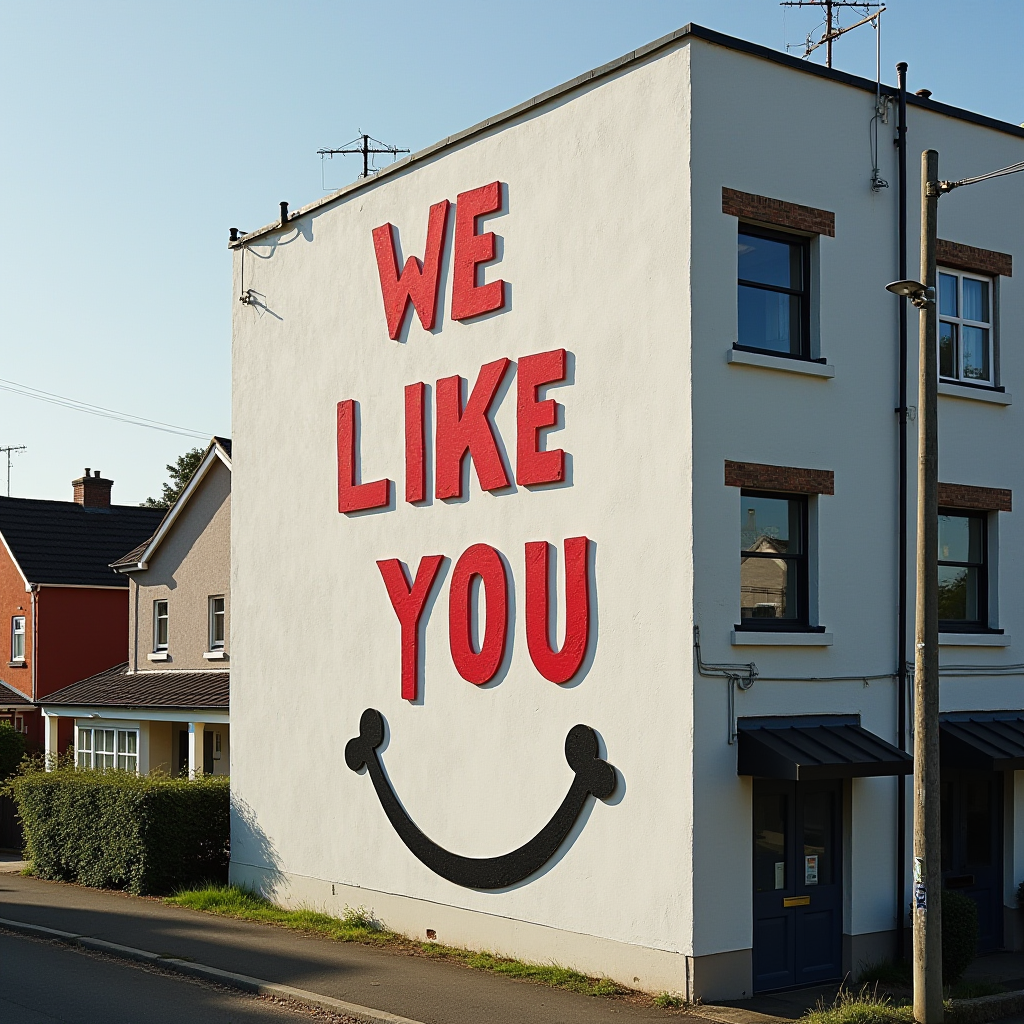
[895,60,909,965]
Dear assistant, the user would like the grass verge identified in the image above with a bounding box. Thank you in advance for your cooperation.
[166,886,624,998]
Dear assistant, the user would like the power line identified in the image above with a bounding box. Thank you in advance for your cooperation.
[0,378,210,440]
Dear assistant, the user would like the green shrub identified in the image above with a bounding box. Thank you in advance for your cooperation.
[12,766,229,895]
[942,889,979,986]
[0,723,26,781]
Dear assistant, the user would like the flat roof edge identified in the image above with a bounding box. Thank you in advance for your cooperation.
[230,22,1024,249]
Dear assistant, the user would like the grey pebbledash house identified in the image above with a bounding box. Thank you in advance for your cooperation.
[40,438,232,776]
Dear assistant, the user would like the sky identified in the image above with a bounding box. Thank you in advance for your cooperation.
[1,0,1022,504]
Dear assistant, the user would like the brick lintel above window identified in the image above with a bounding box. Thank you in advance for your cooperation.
[722,187,835,237]
[936,239,1012,278]
[938,482,1011,512]
[725,460,834,495]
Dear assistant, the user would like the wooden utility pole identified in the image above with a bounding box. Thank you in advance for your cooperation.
[913,147,942,1024]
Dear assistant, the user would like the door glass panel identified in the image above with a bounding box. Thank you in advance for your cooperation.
[964,779,993,866]
[802,791,834,886]
[755,791,788,892]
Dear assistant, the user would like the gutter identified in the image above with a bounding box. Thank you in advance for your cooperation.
[229,24,1024,251]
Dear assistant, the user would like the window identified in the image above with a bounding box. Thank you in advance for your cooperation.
[153,600,168,651]
[737,226,810,359]
[209,596,225,649]
[938,270,994,385]
[939,510,988,630]
[740,492,809,627]
[11,616,25,661]
[77,727,138,772]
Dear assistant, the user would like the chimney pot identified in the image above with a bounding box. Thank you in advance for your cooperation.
[72,469,113,508]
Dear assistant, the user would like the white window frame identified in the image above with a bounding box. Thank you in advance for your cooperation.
[153,599,169,651]
[938,267,995,386]
[76,726,139,773]
[209,596,225,650]
[11,615,25,661]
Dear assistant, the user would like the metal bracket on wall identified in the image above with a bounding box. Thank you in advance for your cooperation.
[693,625,758,744]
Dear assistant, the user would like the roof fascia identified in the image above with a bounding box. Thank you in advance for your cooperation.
[120,444,228,573]
[39,705,230,723]
[230,22,1024,251]
[36,582,127,590]
[0,529,31,589]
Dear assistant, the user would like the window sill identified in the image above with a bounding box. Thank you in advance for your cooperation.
[147,651,170,662]
[728,348,835,379]
[938,382,1011,405]
[939,632,1010,647]
[7,660,25,669]
[203,650,228,661]
[731,630,833,646]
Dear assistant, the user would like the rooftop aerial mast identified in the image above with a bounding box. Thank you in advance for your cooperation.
[317,133,410,186]
[780,1,885,68]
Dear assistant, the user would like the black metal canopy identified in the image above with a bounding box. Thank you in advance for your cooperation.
[940,713,1024,771]
[738,716,913,780]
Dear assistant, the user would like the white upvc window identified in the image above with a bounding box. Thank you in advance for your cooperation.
[77,727,138,772]
[153,600,169,651]
[11,616,25,661]
[209,596,225,649]
[938,269,994,385]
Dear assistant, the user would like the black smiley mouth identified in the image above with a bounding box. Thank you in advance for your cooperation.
[345,708,617,889]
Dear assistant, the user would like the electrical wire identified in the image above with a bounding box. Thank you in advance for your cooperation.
[0,378,211,440]
[943,161,1024,191]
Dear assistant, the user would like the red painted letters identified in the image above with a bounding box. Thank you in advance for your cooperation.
[404,382,427,504]
[525,537,591,684]
[372,199,450,340]
[450,182,506,322]
[377,555,445,701]
[337,400,391,513]
[435,358,512,499]
[516,348,567,487]
[448,544,509,685]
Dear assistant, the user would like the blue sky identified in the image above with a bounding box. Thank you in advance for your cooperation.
[2,0,1021,503]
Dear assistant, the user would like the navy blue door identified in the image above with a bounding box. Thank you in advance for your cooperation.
[941,769,1003,951]
[753,779,843,992]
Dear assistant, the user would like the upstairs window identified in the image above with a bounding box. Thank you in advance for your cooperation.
[209,596,225,650]
[11,616,25,661]
[740,492,808,627]
[938,270,993,386]
[938,510,988,630]
[737,227,810,359]
[153,600,169,651]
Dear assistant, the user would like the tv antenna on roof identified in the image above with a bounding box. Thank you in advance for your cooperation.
[780,2,885,68]
[317,133,410,188]
[0,445,26,497]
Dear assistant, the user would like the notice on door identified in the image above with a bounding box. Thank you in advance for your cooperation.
[775,862,785,889]
[804,855,819,885]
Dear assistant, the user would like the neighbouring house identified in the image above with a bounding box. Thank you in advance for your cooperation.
[0,470,165,753]
[40,438,231,776]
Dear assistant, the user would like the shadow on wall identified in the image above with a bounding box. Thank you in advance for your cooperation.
[229,794,284,897]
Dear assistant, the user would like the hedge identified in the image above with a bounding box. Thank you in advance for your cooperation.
[943,889,979,985]
[11,767,229,895]
[0,722,26,781]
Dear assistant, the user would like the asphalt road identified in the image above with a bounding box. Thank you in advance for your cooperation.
[0,930,357,1024]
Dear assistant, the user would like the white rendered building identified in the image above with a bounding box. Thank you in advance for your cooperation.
[229,25,1024,999]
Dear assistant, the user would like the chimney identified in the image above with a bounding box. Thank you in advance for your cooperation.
[72,468,113,508]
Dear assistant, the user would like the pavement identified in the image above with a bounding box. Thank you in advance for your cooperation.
[0,929,359,1023]
[0,873,686,1024]
[0,851,30,874]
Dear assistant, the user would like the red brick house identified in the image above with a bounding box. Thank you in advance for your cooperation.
[0,469,164,751]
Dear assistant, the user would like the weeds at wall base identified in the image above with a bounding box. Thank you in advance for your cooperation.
[167,886,645,1001]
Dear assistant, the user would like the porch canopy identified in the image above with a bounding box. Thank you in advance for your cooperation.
[738,715,913,780]
[941,713,1024,771]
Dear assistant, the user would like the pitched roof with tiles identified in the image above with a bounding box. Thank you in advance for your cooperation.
[40,663,229,710]
[0,678,32,708]
[0,497,164,588]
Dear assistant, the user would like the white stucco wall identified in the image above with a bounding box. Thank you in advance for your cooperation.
[232,41,695,992]
[231,28,1024,997]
